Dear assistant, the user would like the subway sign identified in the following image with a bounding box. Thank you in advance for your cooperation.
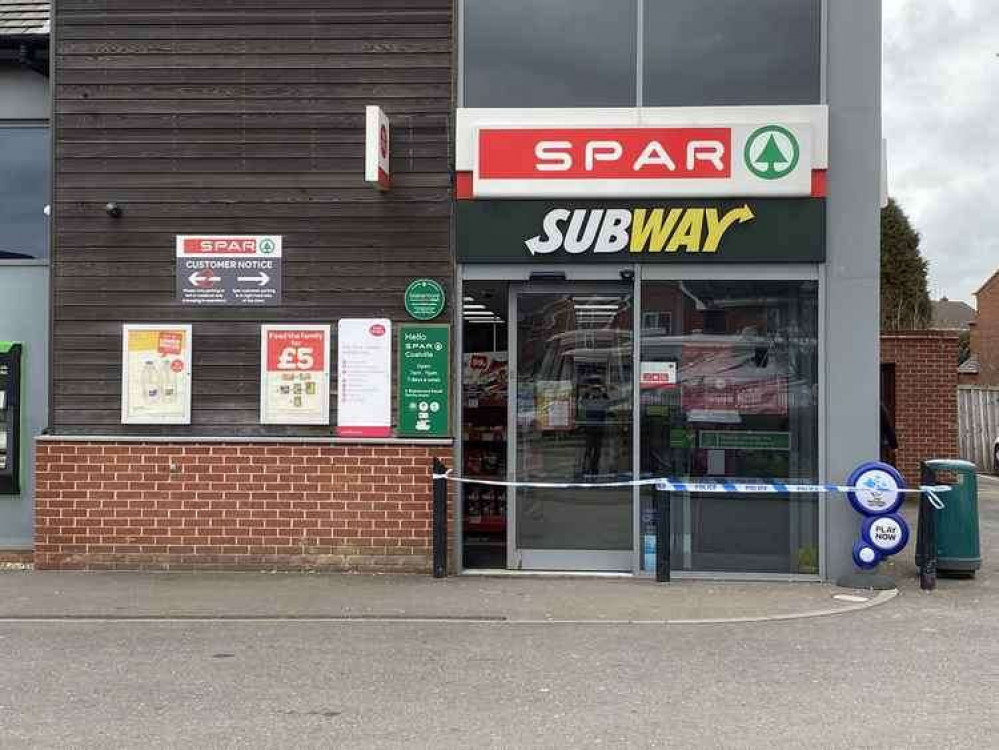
[457,199,824,263]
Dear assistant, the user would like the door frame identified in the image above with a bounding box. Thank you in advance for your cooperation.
[507,278,638,571]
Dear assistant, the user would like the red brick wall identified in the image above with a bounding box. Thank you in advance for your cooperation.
[0,550,34,565]
[958,370,979,386]
[35,442,453,572]
[880,332,959,484]
[973,274,999,385]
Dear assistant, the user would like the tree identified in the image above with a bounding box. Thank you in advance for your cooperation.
[881,198,932,330]
[958,330,971,364]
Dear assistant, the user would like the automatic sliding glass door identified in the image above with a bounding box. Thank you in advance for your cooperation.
[509,285,634,571]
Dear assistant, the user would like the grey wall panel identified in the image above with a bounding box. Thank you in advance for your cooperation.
[824,0,882,580]
[0,62,49,549]
[0,265,49,548]
[0,67,49,119]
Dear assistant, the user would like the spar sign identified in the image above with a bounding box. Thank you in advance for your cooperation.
[472,124,812,198]
[455,107,828,199]
[176,235,282,306]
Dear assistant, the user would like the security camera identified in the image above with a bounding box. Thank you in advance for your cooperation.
[105,202,122,218]
[619,269,635,282]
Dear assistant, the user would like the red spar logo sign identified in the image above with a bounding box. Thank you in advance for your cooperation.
[478,128,731,180]
[183,237,258,254]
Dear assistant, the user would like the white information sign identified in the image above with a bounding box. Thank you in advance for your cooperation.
[260,325,331,425]
[337,319,392,437]
[121,324,193,425]
[640,361,677,389]
[175,235,282,306]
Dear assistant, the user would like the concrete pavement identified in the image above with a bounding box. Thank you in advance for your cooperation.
[0,477,994,748]
[0,569,893,624]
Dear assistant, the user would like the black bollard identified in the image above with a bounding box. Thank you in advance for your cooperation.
[655,486,670,583]
[917,463,937,591]
[432,457,448,578]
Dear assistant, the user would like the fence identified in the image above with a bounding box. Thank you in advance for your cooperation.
[957,386,999,471]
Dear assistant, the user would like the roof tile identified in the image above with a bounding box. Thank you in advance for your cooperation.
[0,1,50,37]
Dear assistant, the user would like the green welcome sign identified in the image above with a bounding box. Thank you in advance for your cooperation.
[398,324,450,437]
[699,431,790,451]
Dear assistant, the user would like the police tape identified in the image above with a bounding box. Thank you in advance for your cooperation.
[430,470,949,507]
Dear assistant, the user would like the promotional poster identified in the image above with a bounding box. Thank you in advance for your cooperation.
[121,325,192,425]
[260,325,331,425]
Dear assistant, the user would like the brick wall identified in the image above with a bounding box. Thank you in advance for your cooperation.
[958,370,979,386]
[0,550,34,565]
[35,442,453,572]
[880,332,959,484]
[973,273,999,385]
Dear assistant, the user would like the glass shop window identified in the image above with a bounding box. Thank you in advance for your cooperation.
[638,280,820,575]
[0,126,50,261]
[461,0,822,108]
[461,0,638,107]
[643,0,822,106]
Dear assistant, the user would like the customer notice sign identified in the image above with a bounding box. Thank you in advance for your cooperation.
[457,199,824,263]
[176,235,282,305]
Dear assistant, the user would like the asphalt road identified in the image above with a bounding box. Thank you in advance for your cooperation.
[1,479,996,749]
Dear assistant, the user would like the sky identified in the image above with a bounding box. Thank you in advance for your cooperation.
[883,0,999,305]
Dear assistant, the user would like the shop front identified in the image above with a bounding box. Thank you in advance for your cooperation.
[37,0,880,580]
[450,0,882,581]
[454,109,828,578]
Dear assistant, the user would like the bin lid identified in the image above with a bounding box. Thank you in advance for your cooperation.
[923,459,978,472]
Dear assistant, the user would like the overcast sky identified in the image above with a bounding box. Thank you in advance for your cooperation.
[883,0,999,305]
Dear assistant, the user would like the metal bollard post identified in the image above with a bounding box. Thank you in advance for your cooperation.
[432,457,448,578]
[655,486,670,583]
[918,463,937,591]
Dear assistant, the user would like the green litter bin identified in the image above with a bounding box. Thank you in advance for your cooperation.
[920,459,981,577]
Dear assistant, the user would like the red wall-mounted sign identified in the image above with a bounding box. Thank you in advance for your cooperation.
[478,128,732,181]
[365,105,391,191]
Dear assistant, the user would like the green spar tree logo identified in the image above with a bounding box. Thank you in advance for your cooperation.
[744,125,800,180]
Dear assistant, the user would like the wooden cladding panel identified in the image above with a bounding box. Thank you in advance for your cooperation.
[53,0,454,436]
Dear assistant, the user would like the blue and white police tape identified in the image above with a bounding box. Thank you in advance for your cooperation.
[431,470,949,507]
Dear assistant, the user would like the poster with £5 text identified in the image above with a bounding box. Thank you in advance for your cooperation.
[260,325,331,425]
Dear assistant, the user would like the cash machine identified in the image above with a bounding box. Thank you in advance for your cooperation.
[0,343,23,495]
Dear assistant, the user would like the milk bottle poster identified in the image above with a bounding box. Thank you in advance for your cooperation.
[121,324,192,424]
[260,325,331,425]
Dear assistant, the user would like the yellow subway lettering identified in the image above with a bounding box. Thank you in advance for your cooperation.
[665,209,704,252]
[630,208,681,253]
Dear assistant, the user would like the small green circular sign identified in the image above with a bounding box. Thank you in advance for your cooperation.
[744,125,800,180]
[404,279,446,320]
